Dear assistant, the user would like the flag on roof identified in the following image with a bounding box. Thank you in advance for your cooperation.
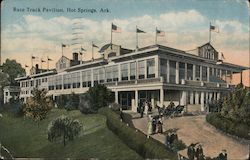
[62,44,67,47]
[136,28,146,33]
[156,29,165,36]
[41,59,46,63]
[25,65,29,68]
[92,43,99,48]
[81,47,86,51]
[210,24,219,33]
[31,56,36,59]
[47,57,52,61]
[112,23,121,33]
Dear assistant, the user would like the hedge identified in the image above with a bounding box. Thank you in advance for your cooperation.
[98,107,177,159]
[206,113,250,140]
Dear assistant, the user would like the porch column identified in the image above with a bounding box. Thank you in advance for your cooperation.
[190,91,194,105]
[217,92,220,101]
[185,63,188,80]
[200,66,202,81]
[115,91,119,103]
[91,68,94,87]
[118,64,121,81]
[193,64,196,81]
[195,91,199,104]
[167,60,170,83]
[207,67,210,82]
[155,56,159,78]
[135,90,138,109]
[205,92,209,104]
[160,88,164,107]
[176,61,179,84]
[201,92,205,111]
[180,91,187,106]
[209,92,213,102]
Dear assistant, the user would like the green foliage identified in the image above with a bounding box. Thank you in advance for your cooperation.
[47,115,82,146]
[206,113,250,140]
[99,107,177,159]
[220,84,250,124]
[65,93,79,111]
[23,88,53,122]
[0,72,10,106]
[1,98,24,116]
[55,94,68,109]
[80,85,114,113]
[2,59,25,85]
[170,139,186,152]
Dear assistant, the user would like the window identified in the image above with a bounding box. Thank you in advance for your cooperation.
[195,65,200,81]
[113,65,118,81]
[121,63,128,81]
[99,68,105,83]
[82,70,92,87]
[187,63,193,80]
[55,75,62,90]
[106,66,113,82]
[72,72,80,88]
[202,66,207,81]
[179,62,185,81]
[147,59,155,78]
[138,60,145,79]
[30,80,34,87]
[160,59,167,80]
[5,92,8,96]
[93,69,99,86]
[169,60,176,83]
[48,76,54,90]
[130,62,136,80]
[63,74,71,89]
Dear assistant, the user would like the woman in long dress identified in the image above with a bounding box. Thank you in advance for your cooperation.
[147,119,153,138]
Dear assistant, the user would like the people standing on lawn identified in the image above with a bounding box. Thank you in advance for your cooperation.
[147,117,153,138]
[152,117,157,134]
[144,100,149,115]
[157,118,163,133]
[187,143,196,160]
[195,144,204,160]
[140,101,145,118]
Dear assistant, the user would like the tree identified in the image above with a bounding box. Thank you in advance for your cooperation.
[79,84,114,113]
[0,72,10,106]
[23,88,53,122]
[2,59,25,85]
[47,115,82,146]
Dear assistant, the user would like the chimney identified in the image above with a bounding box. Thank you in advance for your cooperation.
[73,52,78,61]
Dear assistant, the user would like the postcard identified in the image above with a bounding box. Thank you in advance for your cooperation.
[0,0,249,159]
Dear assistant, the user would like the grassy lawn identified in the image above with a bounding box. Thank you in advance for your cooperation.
[0,109,142,159]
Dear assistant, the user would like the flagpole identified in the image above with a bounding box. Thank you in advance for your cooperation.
[62,44,63,57]
[111,23,113,47]
[47,56,49,70]
[40,59,42,69]
[155,27,157,45]
[92,41,94,61]
[136,26,138,50]
[209,22,211,43]
[31,55,33,68]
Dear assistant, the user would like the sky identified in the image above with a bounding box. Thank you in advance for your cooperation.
[1,0,249,86]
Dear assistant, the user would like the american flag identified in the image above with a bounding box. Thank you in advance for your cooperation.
[112,23,121,33]
[156,29,165,36]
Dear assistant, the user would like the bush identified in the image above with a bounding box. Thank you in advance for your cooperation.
[65,93,79,111]
[99,107,177,159]
[1,98,24,117]
[206,113,250,140]
[78,94,94,114]
[48,115,82,146]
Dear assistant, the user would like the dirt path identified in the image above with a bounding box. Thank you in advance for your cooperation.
[130,112,249,159]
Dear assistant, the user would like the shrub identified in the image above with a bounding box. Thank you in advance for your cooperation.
[23,88,53,122]
[65,93,79,111]
[1,98,24,117]
[79,85,114,114]
[99,107,177,159]
[47,115,82,146]
[206,113,250,140]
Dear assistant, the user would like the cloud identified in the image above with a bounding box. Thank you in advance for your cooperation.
[2,9,249,70]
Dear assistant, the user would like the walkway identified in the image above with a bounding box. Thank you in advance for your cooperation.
[128,111,249,159]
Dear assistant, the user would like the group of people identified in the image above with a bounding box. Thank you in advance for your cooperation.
[147,115,163,138]
[187,143,204,160]
[138,100,152,118]
[165,132,178,147]
[187,143,228,160]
